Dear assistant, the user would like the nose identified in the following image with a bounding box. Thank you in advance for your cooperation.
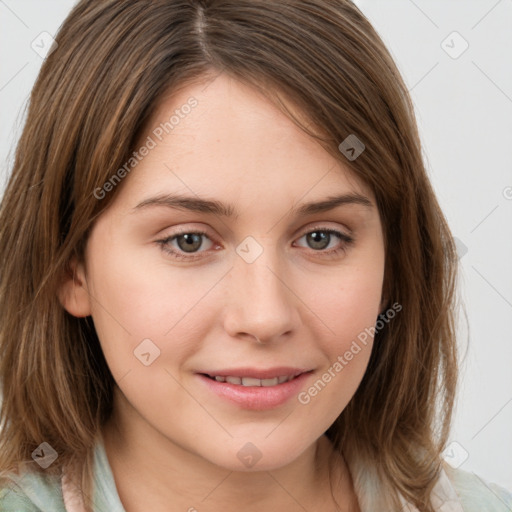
[222,248,300,345]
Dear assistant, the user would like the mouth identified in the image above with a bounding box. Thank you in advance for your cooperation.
[200,373,304,387]
[196,368,314,410]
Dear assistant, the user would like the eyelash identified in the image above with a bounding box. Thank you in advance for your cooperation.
[156,226,355,262]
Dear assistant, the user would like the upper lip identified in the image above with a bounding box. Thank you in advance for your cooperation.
[199,367,312,379]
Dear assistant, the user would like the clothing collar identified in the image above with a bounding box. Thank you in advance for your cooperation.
[346,451,463,512]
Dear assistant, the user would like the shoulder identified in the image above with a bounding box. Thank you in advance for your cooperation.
[0,437,124,512]
[443,463,512,511]
[0,469,66,511]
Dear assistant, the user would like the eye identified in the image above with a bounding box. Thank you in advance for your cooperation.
[157,229,217,261]
[156,225,354,262]
[293,226,354,258]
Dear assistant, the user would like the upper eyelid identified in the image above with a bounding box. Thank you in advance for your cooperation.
[161,224,351,242]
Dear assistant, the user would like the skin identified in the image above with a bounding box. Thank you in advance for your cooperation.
[59,72,385,512]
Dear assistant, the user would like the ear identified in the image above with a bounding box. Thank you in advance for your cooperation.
[57,255,92,318]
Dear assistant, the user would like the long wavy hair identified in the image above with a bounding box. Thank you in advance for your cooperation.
[0,1,459,510]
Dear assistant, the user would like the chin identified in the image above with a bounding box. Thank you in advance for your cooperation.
[202,434,315,472]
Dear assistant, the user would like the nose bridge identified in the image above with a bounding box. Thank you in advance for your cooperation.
[223,241,298,342]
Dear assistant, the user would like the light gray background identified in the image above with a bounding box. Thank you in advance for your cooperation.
[1,0,511,491]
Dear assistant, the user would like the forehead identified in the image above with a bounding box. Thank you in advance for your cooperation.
[116,73,375,212]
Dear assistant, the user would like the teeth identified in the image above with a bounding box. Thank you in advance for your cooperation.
[242,377,262,386]
[210,375,295,386]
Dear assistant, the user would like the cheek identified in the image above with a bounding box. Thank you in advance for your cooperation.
[300,261,384,345]
[291,262,382,410]
[85,241,227,377]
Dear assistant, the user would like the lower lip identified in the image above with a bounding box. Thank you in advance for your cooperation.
[197,372,313,410]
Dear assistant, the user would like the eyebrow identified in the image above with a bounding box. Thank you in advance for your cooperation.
[132,192,373,218]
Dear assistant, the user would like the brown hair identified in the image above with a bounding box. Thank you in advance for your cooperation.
[0,1,459,510]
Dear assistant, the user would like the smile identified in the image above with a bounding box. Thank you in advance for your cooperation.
[197,369,313,410]
[204,374,296,386]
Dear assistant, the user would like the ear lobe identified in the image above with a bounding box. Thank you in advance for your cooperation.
[57,256,92,318]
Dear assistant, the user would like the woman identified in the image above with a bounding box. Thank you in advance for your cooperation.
[0,1,510,511]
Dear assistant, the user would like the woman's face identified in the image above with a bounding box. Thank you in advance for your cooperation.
[65,73,385,471]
